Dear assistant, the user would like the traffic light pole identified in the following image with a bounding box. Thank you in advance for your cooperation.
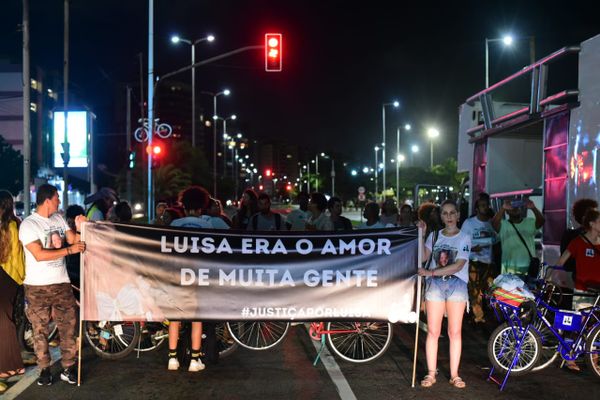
[147,0,154,223]
[126,86,132,204]
[151,44,263,203]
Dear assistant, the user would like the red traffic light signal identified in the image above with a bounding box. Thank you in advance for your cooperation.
[146,144,164,169]
[286,184,292,191]
[265,33,282,72]
[265,168,272,177]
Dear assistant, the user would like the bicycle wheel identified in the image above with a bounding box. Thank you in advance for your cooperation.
[18,318,58,353]
[326,321,392,363]
[585,324,600,378]
[84,321,140,360]
[134,127,148,142]
[216,322,238,358]
[488,322,541,376]
[531,312,560,371]
[155,123,172,138]
[134,322,168,352]
[226,321,289,350]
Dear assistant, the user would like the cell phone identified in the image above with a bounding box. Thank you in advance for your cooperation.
[511,200,524,208]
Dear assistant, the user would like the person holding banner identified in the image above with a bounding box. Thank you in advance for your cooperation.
[417,199,471,389]
[0,190,25,387]
[168,185,225,372]
[18,184,86,386]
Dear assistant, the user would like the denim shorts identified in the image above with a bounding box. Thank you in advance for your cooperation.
[425,275,468,302]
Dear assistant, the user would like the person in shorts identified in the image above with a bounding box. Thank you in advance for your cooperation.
[417,199,471,389]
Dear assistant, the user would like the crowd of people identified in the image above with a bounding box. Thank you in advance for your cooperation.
[1,182,599,392]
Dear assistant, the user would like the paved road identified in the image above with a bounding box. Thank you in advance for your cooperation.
[5,318,600,400]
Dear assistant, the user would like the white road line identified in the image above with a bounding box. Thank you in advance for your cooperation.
[2,347,61,400]
[305,324,357,400]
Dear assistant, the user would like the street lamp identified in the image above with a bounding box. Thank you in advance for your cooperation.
[170,34,215,148]
[315,152,327,192]
[213,114,236,176]
[382,100,400,199]
[427,128,440,169]
[374,145,380,201]
[396,123,411,202]
[201,89,230,196]
[485,34,535,88]
[411,144,419,166]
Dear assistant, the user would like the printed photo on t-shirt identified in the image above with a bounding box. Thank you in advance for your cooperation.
[46,230,64,249]
[433,248,457,267]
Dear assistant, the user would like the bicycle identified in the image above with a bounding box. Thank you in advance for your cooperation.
[134,118,172,142]
[226,320,393,363]
[17,284,141,360]
[131,321,238,359]
[486,267,600,390]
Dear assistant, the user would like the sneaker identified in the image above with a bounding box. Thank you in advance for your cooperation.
[60,366,77,385]
[188,359,205,372]
[167,357,180,371]
[37,367,52,386]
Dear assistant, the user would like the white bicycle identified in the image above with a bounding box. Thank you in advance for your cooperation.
[134,118,172,142]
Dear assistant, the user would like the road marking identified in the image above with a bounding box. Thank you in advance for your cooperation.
[305,324,357,400]
[2,347,61,400]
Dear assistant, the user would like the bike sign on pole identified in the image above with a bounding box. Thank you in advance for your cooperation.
[134,118,173,142]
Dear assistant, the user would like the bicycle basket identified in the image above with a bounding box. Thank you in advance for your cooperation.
[553,310,583,332]
[492,287,528,308]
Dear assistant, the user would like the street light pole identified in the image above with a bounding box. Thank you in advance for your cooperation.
[381,101,399,200]
[485,35,535,88]
[427,128,440,169]
[374,146,379,201]
[396,127,400,201]
[201,89,229,197]
[170,35,214,147]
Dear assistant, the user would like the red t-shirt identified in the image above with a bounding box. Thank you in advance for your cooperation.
[567,235,600,290]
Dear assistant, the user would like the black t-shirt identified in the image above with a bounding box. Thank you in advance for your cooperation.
[332,216,353,231]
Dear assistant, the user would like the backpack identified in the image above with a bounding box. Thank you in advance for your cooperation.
[252,213,282,230]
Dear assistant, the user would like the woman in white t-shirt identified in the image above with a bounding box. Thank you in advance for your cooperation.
[417,200,471,389]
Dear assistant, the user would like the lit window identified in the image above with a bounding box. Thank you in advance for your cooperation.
[286,154,292,159]
[30,102,37,112]
[30,79,38,90]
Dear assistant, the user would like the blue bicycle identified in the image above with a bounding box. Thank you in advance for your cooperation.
[486,266,600,390]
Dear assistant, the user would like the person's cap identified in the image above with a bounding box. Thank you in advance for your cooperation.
[84,187,118,205]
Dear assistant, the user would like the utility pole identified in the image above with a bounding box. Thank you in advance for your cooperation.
[126,86,132,204]
[62,0,70,208]
[147,0,154,222]
[331,159,335,196]
[22,0,31,216]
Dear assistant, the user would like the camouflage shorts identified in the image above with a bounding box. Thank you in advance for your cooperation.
[24,283,77,369]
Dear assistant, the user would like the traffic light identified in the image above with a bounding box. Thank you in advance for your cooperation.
[128,150,136,169]
[147,143,163,169]
[265,168,272,177]
[265,33,282,72]
[286,184,292,191]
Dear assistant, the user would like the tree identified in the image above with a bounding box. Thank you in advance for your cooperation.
[0,136,23,193]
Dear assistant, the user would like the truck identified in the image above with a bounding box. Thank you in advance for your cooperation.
[457,33,600,269]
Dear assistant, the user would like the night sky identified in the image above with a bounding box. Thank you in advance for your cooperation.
[2,0,599,174]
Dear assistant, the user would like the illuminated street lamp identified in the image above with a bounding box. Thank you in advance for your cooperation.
[411,144,419,166]
[427,128,440,169]
[374,145,380,200]
[200,89,230,196]
[485,34,535,88]
[213,114,237,176]
[170,34,215,148]
[396,123,411,201]
[381,100,400,198]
